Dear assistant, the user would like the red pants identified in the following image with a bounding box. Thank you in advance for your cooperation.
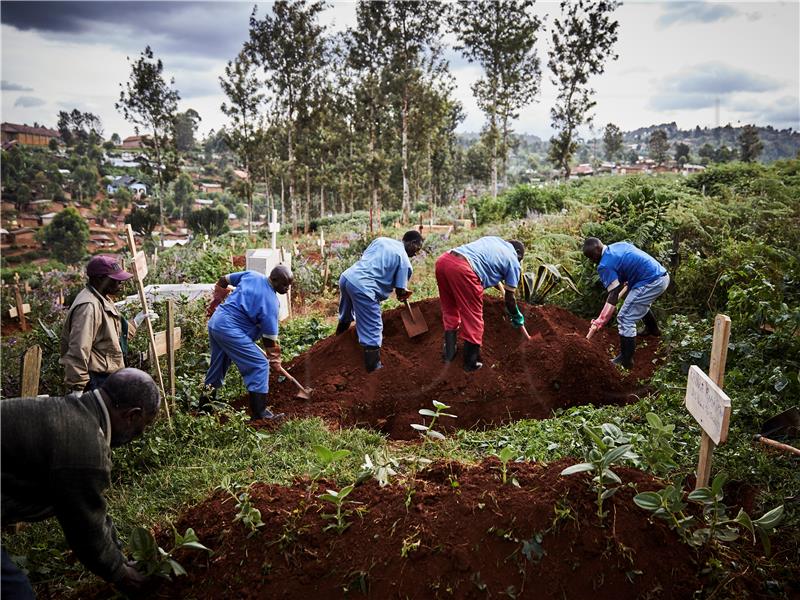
[435,252,484,345]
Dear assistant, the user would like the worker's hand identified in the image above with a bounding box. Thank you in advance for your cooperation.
[207,284,230,319]
[265,345,281,364]
[591,302,616,329]
[133,311,158,328]
[113,562,151,597]
[396,289,413,302]
[507,306,525,329]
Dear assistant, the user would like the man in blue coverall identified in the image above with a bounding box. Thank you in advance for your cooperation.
[203,265,294,420]
[583,237,669,369]
[336,230,424,372]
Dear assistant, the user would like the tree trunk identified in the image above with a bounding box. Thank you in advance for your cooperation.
[501,114,510,189]
[304,170,310,235]
[401,89,410,224]
[490,113,498,199]
[280,177,285,224]
[288,125,297,236]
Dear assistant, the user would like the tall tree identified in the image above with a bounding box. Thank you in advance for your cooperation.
[648,129,669,164]
[174,109,201,152]
[738,124,764,163]
[247,0,328,235]
[602,123,623,161]
[187,206,230,237]
[673,142,690,165]
[57,109,104,149]
[380,0,447,223]
[220,50,265,235]
[547,0,620,179]
[116,46,180,247]
[452,0,543,197]
[172,172,195,220]
[39,207,89,264]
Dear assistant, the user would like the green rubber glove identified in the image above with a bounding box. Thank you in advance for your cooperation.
[509,306,525,329]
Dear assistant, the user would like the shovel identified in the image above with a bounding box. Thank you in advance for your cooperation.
[754,406,800,456]
[259,348,312,400]
[401,300,428,338]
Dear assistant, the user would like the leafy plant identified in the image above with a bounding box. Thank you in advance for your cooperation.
[360,449,400,487]
[312,444,351,479]
[561,423,638,522]
[219,477,264,535]
[128,526,210,579]
[522,258,580,304]
[319,485,356,534]
[639,412,679,476]
[634,473,785,555]
[411,400,457,441]
[495,445,519,486]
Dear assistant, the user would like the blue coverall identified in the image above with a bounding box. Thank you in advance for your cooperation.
[338,238,413,347]
[204,271,280,394]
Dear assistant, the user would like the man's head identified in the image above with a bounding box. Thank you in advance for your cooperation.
[269,265,294,295]
[402,230,424,258]
[100,368,160,447]
[507,240,525,263]
[87,255,133,298]
[582,237,605,264]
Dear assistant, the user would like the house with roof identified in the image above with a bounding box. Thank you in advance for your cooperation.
[107,175,147,197]
[121,135,150,149]
[199,182,223,194]
[1,122,60,147]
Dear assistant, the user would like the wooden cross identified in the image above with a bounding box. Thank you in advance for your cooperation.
[8,285,30,331]
[125,224,170,425]
[268,208,280,251]
[685,314,732,489]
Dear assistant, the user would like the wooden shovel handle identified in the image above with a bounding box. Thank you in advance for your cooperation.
[755,435,800,456]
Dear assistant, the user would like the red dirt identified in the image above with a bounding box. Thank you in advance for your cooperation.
[266,298,660,439]
[75,458,708,599]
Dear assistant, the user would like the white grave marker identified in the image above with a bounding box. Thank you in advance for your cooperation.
[685,365,731,445]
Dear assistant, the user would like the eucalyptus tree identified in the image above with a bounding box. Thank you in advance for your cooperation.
[547,0,620,179]
[220,50,265,235]
[603,123,623,161]
[247,0,329,235]
[452,0,543,196]
[378,0,448,223]
[116,45,180,245]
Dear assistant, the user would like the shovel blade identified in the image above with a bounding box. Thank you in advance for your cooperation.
[761,406,800,439]
[401,304,429,338]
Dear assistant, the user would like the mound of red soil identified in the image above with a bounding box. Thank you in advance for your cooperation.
[268,298,660,439]
[112,459,702,599]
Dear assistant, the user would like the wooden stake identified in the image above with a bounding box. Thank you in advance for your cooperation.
[695,314,731,489]
[20,345,42,397]
[125,224,170,425]
[13,284,29,331]
[166,299,176,398]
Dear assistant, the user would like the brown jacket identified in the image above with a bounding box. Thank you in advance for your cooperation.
[60,286,125,389]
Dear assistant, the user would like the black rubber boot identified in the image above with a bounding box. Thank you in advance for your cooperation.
[611,336,636,369]
[363,346,383,373]
[641,310,661,337]
[248,392,284,421]
[198,386,217,413]
[442,330,458,362]
[335,320,351,336]
[463,341,484,372]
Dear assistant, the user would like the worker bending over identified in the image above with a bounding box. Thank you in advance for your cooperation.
[336,231,424,372]
[60,255,156,393]
[1,369,161,599]
[435,236,525,372]
[203,265,293,420]
[583,237,669,369]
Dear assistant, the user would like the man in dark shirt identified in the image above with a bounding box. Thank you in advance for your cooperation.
[1,368,161,598]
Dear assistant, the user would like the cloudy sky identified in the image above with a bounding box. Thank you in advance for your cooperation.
[1,1,798,140]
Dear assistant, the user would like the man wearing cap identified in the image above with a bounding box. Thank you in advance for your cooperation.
[60,255,156,393]
[335,231,424,372]
[435,236,526,372]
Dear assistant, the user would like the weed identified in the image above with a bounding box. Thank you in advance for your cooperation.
[412,400,457,440]
[319,485,356,534]
[495,445,519,486]
[128,526,210,579]
[359,448,400,487]
[561,423,638,523]
[219,477,264,535]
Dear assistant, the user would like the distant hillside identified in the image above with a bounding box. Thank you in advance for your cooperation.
[621,122,800,162]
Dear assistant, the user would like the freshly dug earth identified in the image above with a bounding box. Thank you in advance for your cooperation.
[267,298,660,439]
[86,459,707,599]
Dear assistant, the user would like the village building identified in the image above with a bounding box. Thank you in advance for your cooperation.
[1,122,60,147]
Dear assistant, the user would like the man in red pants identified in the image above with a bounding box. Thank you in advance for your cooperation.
[435,236,525,371]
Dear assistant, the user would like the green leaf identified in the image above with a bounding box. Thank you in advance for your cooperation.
[418,409,437,417]
[169,559,187,577]
[633,491,663,512]
[714,526,740,542]
[337,485,355,500]
[582,424,607,451]
[129,527,157,562]
[432,400,450,410]
[601,468,622,485]
[426,429,446,440]
[498,446,516,462]
[319,492,340,504]
[313,445,333,463]
[753,505,784,530]
[711,473,728,496]
[331,449,351,462]
[688,488,714,504]
[645,412,663,428]
[733,509,754,537]
[410,423,429,431]
[602,444,632,467]
[560,463,595,476]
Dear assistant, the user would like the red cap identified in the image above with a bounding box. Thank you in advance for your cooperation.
[86,255,133,281]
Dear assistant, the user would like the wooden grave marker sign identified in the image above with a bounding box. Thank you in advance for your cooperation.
[8,285,31,331]
[20,345,42,397]
[685,314,732,489]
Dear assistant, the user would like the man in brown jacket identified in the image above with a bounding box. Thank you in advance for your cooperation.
[60,255,155,393]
